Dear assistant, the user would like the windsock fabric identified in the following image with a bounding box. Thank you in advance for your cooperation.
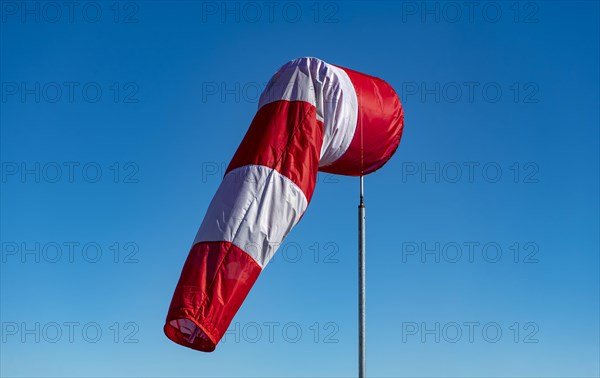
[164,57,404,352]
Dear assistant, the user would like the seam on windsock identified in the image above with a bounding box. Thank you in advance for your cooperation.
[318,64,358,168]
[191,242,233,330]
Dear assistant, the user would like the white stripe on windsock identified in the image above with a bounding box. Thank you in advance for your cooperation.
[193,164,308,268]
[258,57,358,168]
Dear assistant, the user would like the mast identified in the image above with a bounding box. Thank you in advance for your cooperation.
[358,176,366,378]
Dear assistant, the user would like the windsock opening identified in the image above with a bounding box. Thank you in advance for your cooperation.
[164,318,215,352]
[165,57,404,352]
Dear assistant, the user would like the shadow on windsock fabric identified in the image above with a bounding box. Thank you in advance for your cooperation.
[164,57,404,352]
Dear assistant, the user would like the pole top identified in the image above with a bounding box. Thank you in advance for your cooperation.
[360,176,364,206]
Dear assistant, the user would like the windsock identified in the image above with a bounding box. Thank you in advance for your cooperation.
[164,57,404,352]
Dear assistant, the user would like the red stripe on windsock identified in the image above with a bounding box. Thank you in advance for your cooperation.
[164,241,262,352]
[319,66,404,176]
[226,100,324,202]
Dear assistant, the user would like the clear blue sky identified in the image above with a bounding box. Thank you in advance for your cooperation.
[1,1,598,377]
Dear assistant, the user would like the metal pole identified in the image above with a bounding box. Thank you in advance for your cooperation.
[359,176,366,378]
